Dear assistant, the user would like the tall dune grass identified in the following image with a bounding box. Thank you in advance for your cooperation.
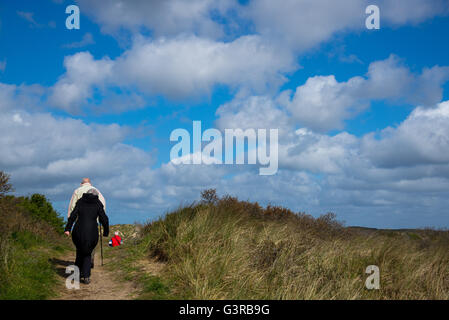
[137,190,449,299]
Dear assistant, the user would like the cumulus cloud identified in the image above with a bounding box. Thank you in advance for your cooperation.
[215,95,291,132]
[2,98,449,227]
[49,35,297,112]
[362,55,449,105]
[0,109,238,220]
[287,55,449,132]
[0,110,159,215]
[0,83,46,112]
[4,0,449,228]
[115,35,296,98]
[45,1,449,115]
[380,0,449,25]
[77,0,448,53]
[211,79,449,227]
[362,101,449,168]
[281,100,449,226]
[287,75,368,132]
[214,55,449,134]
[49,52,114,112]
[76,0,234,39]
[242,0,365,52]
[280,129,359,174]
[243,0,449,52]
[178,99,449,227]
[0,112,128,170]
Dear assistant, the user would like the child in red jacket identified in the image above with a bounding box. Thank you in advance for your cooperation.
[109,232,123,247]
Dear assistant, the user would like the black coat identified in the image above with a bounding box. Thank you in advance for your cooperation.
[65,193,109,255]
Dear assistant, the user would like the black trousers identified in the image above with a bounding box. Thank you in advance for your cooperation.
[75,250,92,278]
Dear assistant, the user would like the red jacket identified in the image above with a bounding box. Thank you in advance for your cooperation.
[110,234,122,247]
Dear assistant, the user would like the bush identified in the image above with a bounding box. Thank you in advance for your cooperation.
[0,171,13,198]
[20,194,65,233]
[201,189,218,204]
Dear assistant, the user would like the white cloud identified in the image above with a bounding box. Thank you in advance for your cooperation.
[49,52,114,112]
[380,0,449,25]
[288,75,368,132]
[362,101,449,168]
[43,1,449,115]
[215,95,291,132]
[242,0,365,52]
[4,0,449,227]
[362,55,449,106]
[76,0,234,39]
[280,129,359,174]
[243,0,449,52]
[0,110,160,216]
[115,35,296,98]
[0,112,128,170]
[214,55,449,135]
[2,98,449,227]
[49,35,297,113]
[287,55,449,132]
[76,0,449,53]
[0,83,46,112]
[211,81,449,227]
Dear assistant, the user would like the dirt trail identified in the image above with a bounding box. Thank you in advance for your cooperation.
[51,249,139,300]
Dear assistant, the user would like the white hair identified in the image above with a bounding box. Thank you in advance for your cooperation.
[87,188,99,196]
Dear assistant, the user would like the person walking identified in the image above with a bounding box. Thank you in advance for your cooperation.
[64,188,109,284]
[68,178,106,268]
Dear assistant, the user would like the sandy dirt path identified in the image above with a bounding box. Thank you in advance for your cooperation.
[51,248,139,300]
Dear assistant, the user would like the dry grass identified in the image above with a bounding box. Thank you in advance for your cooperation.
[137,191,449,300]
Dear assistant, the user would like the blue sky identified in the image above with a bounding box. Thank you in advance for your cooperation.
[1,0,449,228]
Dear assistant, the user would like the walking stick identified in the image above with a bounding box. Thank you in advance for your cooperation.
[100,223,104,266]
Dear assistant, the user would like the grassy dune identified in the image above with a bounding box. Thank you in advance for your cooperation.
[0,173,69,300]
[126,190,449,300]
[1,165,448,300]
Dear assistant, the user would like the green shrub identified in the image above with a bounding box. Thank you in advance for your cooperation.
[20,194,65,233]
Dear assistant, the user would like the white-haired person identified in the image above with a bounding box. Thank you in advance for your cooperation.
[64,188,109,284]
[68,178,106,268]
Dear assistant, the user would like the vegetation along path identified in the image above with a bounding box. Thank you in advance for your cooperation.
[52,224,161,300]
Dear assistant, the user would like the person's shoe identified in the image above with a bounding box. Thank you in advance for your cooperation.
[84,277,91,284]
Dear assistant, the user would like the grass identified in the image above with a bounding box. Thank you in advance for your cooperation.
[120,190,449,300]
[0,179,69,300]
[139,274,171,300]
[104,224,174,300]
[0,232,61,299]
[2,166,448,300]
